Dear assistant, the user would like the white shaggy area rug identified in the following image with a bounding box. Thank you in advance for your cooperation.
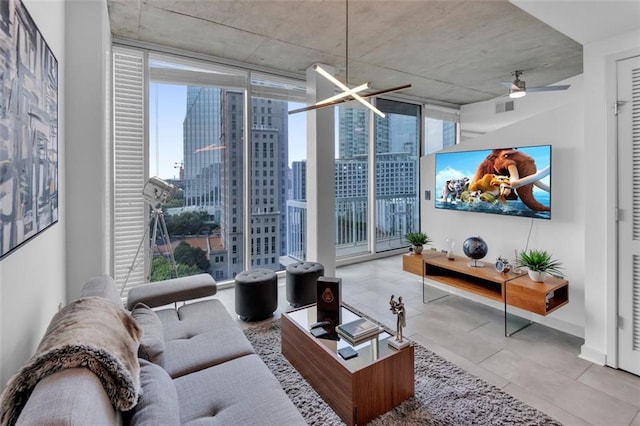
[244,319,561,426]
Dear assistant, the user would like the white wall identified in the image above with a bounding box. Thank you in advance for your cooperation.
[65,0,112,299]
[0,0,111,386]
[582,28,640,365]
[422,99,585,337]
[0,0,66,386]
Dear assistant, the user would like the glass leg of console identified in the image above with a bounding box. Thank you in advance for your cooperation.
[422,274,450,304]
[503,286,533,337]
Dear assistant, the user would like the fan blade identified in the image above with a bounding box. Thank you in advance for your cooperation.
[527,84,570,92]
[501,81,519,90]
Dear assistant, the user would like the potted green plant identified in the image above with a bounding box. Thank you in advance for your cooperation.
[405,232,432,254]
[516,249,563,282]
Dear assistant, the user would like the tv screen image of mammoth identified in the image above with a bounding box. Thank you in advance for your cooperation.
[434,145,551,220]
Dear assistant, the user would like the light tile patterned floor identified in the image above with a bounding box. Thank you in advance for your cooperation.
[215,254,640,426]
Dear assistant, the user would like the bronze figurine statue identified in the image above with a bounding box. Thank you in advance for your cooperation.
[389,295,406,343]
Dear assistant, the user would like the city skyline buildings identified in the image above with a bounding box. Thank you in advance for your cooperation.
[184,87,222,208]
[150,84,452,181]
[182,87,289,279]
[149,83,307,180]
[152,84,449,278]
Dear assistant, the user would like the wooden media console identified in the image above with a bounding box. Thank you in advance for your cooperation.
[402,251,569,335]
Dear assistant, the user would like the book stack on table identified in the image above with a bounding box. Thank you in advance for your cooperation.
[336,318,383,346]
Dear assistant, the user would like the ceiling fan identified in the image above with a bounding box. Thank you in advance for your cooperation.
[502,70,570,99]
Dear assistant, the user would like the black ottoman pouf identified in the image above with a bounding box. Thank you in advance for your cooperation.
[235,269,278,322]
[286,261,325,307]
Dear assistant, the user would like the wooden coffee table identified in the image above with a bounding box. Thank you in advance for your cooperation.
[281,305,414,425]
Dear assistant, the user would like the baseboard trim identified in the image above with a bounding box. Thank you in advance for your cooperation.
[539,316,583,339]
[579,344,606,365]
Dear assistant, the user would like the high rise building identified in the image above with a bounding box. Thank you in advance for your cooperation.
[219,90,244,279]
[183,87,288,279]
[387,114,417,154]
[183,87,222,208]
[247,96,288,269]
[291,161,306,201]
[339,107,369,159]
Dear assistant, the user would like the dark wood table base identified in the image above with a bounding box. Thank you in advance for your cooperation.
[281,306,414,425]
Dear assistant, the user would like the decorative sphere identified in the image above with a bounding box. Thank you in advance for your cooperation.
[462,237,488,260]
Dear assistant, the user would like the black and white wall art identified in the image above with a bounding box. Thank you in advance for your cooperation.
[0,0,58,259]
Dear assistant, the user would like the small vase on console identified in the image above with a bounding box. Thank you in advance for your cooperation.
[527,270,546,282]
[516,249,563,283]
[405,232,431,256]
[446,238,455,260]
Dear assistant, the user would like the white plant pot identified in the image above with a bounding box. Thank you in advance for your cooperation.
[527,270,546,282]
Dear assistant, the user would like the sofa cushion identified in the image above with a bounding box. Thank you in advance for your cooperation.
[155,299,236,341]
[175,354,305,426]
[127,359,180,426]
[131,303,166,367]
[163,326,255,379]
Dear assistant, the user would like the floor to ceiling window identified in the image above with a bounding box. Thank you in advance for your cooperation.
[113,46,439,292]
[424,106,459,155]
[148,55,247,284]
[113,47,305,292]
[333,99,420,259]
[285,101,307,262]
[375,99,420,252]
[335,105,370,257]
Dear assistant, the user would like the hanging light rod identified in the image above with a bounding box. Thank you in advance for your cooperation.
[288,0,411,117]
[288,83,412,115]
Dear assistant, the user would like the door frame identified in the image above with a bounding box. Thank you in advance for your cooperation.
[606,49,640,368]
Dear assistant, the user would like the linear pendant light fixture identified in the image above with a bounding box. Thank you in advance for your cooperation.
[289,0,410,117]
[315,81,369,106]
[314,64,385,117]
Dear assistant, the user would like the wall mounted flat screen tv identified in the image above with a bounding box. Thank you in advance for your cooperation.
[434,145,551,220]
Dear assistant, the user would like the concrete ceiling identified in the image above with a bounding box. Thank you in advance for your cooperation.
[106,0,583,107]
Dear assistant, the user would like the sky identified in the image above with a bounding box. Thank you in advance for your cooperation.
[147,82,429,180]
[149,83,308,179]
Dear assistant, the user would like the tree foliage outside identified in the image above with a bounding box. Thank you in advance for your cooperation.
[150,256,203,282]
[164,188,185,209]
[174,241,210,272]
[162,211,210,236]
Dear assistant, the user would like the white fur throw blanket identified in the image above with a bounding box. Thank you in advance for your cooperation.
[0,297,142,426]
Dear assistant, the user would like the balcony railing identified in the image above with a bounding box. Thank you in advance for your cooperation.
[285,195,417,260]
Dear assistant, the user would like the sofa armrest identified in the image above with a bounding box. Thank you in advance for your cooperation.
[126,274,217,309]
[17,368,120,425]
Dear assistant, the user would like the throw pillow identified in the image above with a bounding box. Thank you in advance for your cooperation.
[126,359,180,425]
[131,303,166,367]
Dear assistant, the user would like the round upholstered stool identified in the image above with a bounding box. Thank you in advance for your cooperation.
[286,261,325,307]
[235,269,278,322]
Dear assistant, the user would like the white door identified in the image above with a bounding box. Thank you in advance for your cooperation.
[618,55,640,376]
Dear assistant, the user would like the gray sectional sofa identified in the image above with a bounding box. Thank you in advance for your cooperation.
[4,274,305,425]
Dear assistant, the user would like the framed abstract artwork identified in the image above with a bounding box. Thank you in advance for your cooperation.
[0,0,58,259]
